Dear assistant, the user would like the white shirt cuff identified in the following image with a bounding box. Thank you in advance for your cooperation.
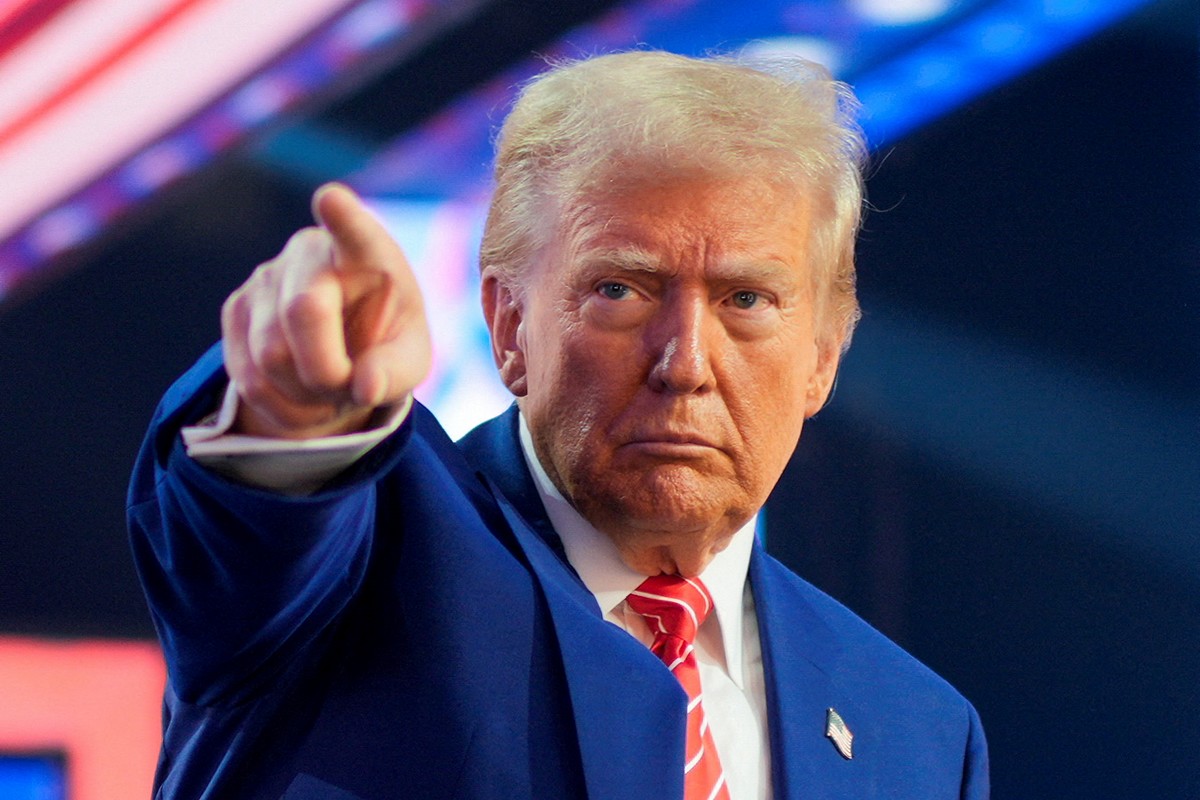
[181,381,412,495]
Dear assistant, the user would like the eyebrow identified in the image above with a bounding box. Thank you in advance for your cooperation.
[575,246,663,274]
[711,256,800,286]
[576,246,798,280]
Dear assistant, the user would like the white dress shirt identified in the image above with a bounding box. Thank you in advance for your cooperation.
[185,390,773,799]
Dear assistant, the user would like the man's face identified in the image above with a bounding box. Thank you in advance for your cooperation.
[485,173,841,575]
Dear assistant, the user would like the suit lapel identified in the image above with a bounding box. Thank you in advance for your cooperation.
[460,408,686,800]
[456,406,572,564]
[751,547,862,800]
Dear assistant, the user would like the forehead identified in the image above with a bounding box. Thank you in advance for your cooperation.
[549,174,815,274]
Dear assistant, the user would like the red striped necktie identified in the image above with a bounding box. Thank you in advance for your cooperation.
[626,574,731,800]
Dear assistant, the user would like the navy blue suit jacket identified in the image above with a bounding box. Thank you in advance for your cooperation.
[129,346,989,799]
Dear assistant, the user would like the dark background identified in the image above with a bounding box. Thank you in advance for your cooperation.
[1,0,1196,797]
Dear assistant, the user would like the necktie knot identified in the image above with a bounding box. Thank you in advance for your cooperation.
[626,574,714,647]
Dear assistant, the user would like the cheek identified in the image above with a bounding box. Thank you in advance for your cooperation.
[520,306,570,393]
[728,343,814,459]
[737,330,811,393]
[524,325,609,430]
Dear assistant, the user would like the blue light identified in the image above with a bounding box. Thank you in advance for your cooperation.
[854,0,1154,146]
[0,754,66,800]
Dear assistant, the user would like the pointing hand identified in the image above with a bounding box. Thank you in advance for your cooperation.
[221,184,431,439]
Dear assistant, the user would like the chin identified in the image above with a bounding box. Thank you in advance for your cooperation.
[566,455,755,532]
[610,478,746,535]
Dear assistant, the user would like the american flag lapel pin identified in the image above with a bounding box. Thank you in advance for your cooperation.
[825,707,854,760]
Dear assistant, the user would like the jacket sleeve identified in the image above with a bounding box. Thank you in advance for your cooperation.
[126,344,414,707]
[960,701,991,800]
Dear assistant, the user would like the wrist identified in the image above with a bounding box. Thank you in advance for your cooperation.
[232,396,379,441]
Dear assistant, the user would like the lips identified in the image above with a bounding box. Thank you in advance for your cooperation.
[621,428,723,452]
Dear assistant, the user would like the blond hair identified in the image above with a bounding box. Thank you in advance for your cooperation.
[481,49,867,351]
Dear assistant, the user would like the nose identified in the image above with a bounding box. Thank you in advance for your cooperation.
[647,293,717,394]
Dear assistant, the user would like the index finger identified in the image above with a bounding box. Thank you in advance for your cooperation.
[311,182,395,271]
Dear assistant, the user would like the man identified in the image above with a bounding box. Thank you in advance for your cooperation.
[129,51,989,799]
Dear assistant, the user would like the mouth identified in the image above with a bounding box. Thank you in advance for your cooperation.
[621,431,723,457]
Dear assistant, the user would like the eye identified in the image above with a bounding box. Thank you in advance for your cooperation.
[730,290,761,310]
[597,282,633,300]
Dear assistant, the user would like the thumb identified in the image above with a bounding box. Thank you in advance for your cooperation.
[350,317,433,408]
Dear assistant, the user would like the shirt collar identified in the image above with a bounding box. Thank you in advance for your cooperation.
[516,411,755,687]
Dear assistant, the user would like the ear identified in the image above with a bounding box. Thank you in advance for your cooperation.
[803,336,843,418]
[481,270,528,397]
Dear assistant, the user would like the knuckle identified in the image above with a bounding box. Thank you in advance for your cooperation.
[236,370,273,409]
[252,331,293,375]
[221,288,248,327]
[248,257,279,286]
[284,226,320,250]
[286,227,332,265]
[283,287,337,330]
